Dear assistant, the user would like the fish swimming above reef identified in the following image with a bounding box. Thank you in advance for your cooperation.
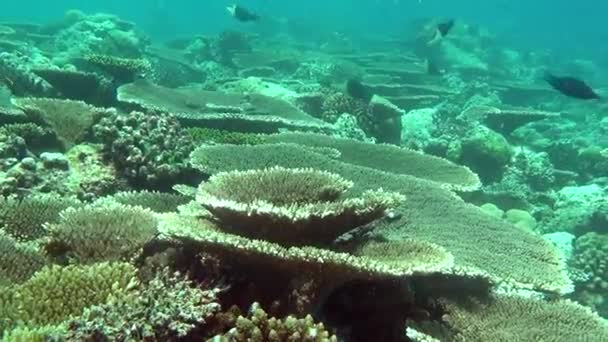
[427,19,454,46]
[346,79,373,103]
[544,72,601,100]
[227,4,260,22]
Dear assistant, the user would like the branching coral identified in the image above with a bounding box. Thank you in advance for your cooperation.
[92,110,196,190]
[11,97,114,148]
[1,262,138,328]
[45,203,158,264]
[0,194,81,241]
[196,166,404,247]
[0,232,47,285]
[67,270,221,341]
[1,324,67,341]
[84,54,152,82]
[213,302,337,341]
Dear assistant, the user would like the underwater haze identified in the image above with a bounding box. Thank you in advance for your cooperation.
[0,0,608,341]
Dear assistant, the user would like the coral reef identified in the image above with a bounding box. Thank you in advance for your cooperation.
[570,232,608,317]
[189,142,570,294]
[92,110,197,190]
[45,203,158,264]
[0,262,138,329]
[0,194,81,241]
[67,270,221,341]
[0,232,47,285]
[110,190,190,213]
[431,295,608,341]
[213,302,337,341]
[0,9,606,340]
[196,166,404,246]
[12,97,114,149]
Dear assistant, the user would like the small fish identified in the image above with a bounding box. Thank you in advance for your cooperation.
[544,73,601,100]
[346,79,373,103]
[226,4,260,22]
[427,19,454,46]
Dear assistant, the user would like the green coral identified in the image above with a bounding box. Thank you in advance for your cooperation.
[11,97,113,149]
[0,262,138,329]
[45,203,158,264]
[196,166,404,247]
[92,111,196,190]
[0,194,81,241]
[84,54,152,82]
[0,232,47,285]
[67,270,221,340]
[189,142,570,294]
[187,127,266,146]
[212,302,337,341]
[435,295,608,341]
[1,324,67,342]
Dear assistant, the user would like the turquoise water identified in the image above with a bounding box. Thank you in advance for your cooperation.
[0,1,607,341]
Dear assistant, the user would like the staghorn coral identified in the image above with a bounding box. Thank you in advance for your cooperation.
[189,142,571,294]
[110,190,190,213]
[11,97,114,149]
[434,295,608,341]
[1,262,138,328]
[67,270,221,341]
[0,232,47,285]
[45,203,158,264]
[213,302,337,342]
[196,166,404,247]
[0,194,81,241]
[92,110,197,190]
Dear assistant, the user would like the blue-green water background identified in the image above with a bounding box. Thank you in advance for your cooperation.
[2,0,607,65]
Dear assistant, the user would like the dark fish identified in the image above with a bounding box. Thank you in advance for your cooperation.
[227,4,260,22]
[437,19,455,38]
[427,19,454,46]
[346,79,373,103]
[544,73,601,100]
